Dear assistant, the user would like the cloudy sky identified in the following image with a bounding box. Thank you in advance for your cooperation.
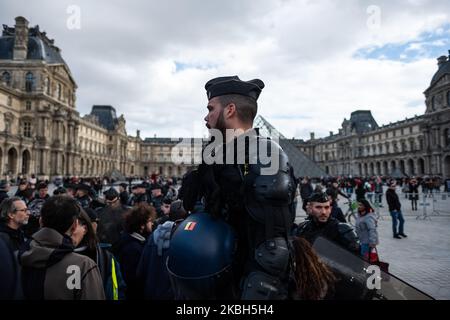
[1,0,450,140]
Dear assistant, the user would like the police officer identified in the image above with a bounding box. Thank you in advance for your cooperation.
[118,183,129,206]
[75,183,92,208]
[96,188,130,247]
[296,192,360,254]
[128,184,149,206]
[150,184,165,217]
[179,76,297,300]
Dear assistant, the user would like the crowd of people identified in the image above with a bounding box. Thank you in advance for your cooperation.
[0,171,425,300]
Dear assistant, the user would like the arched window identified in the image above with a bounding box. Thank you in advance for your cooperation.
[25,72,34,92]
[57,83,62,100]
[447,91,450,107]
[1,71,11,86]
[431,96,436,111]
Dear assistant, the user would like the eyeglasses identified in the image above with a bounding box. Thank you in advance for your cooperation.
[14,208,30,213]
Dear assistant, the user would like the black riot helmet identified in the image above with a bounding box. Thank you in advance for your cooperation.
[166,212,237,299]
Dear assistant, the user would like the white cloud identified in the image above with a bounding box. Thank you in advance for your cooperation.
[1,0,449,140]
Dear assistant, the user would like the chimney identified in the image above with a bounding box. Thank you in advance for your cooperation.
[329,131,333,136]
[437,55,448,68]
[310,132,315,140]
[13,16,29,61]
[136,130,140,138]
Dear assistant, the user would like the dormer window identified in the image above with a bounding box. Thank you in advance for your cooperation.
[431,96,436,111]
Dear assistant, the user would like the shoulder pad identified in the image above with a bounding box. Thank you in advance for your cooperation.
[337,223,355,234]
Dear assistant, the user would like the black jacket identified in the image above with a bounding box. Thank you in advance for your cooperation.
[119,191,129,206]
[296,217,360,254]
[0,191,9,205]
[0,223,26,251]
[386,188,401,211]
[114,232,146,300]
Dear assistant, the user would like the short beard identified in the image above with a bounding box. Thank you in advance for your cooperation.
[215,109,227,137]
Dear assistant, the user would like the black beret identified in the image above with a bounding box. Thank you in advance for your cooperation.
[0,180,9,189]
[103,188,119,200]
[150,183,162,191]
[308,192,330,203]
[205,76,265,101]
[37,183,48,190]
[76,183,91,192]
[64,183,76,190]
[53,187,67,195]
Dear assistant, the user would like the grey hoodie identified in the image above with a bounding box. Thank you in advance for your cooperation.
[20,227,105,300]
[355,213,379,246]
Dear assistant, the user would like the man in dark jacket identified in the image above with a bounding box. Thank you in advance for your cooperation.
[137,200,188,300]
[118,183,129,206]
[0,197,29,251]
[0,180,10,205]
[386,181,407,239]
[0,236,22,299]
[296,192,360,254]
[97,188,129,247]
[24,182,50,238]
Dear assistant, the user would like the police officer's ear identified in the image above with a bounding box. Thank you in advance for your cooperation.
[224,103,237,119]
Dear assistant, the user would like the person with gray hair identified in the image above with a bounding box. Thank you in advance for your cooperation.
[0,196,30,251]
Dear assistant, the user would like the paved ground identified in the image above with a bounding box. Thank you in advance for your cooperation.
[295,187,450,300]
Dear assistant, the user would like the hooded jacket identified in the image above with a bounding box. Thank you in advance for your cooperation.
[20,227,105,300]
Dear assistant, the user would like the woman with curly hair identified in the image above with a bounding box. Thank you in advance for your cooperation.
[292,237,336,300]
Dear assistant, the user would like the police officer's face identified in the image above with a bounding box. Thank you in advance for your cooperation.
[204,97,226,131]
[309,201,331,223]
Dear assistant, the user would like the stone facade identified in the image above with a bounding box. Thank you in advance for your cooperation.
[0,17,193,181]
[294,51,450,178]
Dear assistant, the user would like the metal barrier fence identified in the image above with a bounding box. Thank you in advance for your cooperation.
[413,192,450,220]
